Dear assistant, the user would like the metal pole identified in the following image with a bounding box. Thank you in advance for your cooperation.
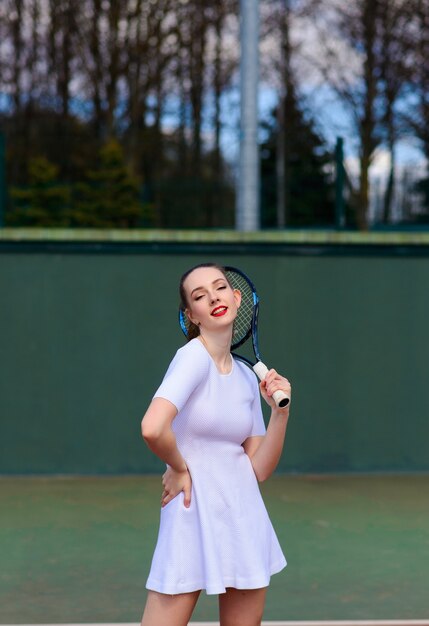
[236,0,260,231]
[0,132,5,227]
[335,136,345,229]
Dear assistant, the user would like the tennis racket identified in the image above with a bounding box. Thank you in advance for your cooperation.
[179,265,290,409]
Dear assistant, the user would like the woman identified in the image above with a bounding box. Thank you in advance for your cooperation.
[141,263,291,626]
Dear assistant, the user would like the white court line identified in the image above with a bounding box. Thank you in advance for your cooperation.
[185,622,429,626]
[2,621,428,626]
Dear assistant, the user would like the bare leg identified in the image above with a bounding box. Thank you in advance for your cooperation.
[141,589,201,626]
[218,587,267,626]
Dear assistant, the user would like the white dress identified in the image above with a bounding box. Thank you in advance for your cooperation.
[146,338,287,595]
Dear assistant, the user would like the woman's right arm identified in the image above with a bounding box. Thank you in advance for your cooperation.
[141,398,191,507]
[141,397,187,472]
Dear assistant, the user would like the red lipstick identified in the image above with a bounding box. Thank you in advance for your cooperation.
[211,306,228,317]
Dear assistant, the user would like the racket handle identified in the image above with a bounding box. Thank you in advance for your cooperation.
[253,361,290,409]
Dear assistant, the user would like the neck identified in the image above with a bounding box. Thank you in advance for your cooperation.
[197,329,232,373]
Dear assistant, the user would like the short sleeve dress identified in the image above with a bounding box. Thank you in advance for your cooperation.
[146,338,287,595]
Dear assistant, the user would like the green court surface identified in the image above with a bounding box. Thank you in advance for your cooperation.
[0,475,428,623]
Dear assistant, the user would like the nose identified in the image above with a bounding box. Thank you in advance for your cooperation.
[209,292,220,304]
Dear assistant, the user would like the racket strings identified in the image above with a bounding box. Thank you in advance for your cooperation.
[225,270,254,347]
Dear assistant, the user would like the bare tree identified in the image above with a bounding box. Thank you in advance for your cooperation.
[261,0,330,227]
[5,0,42,181]
[0,0,238,227]
[378,0,412,223]
[183,0,209,176]
[402,0,429,160]
[204,0,238,225]
[269,0,296,227]
[301,0,387,229]
[9,0,25,114]
[210,0,236,184]
[46,0,80,177]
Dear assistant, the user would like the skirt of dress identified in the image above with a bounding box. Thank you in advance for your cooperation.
[146,445,287,595]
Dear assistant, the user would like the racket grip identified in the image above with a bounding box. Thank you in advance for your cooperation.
[253,361,290,409]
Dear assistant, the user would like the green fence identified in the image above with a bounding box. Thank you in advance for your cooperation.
[1,230,429,474]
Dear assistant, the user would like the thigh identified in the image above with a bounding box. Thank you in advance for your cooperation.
[218,587,267,626]
[141,589,201,626]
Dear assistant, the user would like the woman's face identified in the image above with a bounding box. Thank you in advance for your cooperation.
[183,266,241,333]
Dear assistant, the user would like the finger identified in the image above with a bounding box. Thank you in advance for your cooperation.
[262,370,275,384]
[266,375,290,389]
[259,381,269,400]
[161,492,171,507]
[267,379,291,391]
[266,374,289,388]
[183,483,191,508]
[259,380,271,398]
[265,374,285,390]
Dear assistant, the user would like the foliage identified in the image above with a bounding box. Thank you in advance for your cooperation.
[7,157,70,226]
[7,141,154,228]
[260,101,335,227]
[71,140,152,228]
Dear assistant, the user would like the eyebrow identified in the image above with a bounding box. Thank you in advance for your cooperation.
[190,278,226,296]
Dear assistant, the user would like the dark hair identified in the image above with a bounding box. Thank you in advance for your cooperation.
[179,263,230,341]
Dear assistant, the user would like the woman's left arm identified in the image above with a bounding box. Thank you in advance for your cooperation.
[243,369,291,482]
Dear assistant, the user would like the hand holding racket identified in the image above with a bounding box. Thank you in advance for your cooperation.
[179,266,290,409]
